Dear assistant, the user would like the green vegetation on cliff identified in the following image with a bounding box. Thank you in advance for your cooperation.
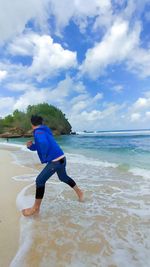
[0,103,72,136]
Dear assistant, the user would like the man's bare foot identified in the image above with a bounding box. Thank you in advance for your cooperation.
[78,190,84,202]
[73,185,84,202]
[22,207,39,216]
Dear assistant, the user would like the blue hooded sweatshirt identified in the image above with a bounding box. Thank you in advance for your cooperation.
[28,125,64,164]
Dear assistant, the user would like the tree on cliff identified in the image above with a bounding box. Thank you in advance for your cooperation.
[0,103,72,135]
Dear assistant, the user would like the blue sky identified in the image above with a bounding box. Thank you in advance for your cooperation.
[0,0,150,131]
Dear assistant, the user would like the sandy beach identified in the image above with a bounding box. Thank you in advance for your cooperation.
[0,147,35,267]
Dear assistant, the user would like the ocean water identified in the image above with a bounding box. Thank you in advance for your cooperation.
[0,130,150,267]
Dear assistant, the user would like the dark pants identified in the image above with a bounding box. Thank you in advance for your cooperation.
[35,157,76,199]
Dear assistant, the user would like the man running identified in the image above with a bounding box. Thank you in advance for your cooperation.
[22,115,83,216]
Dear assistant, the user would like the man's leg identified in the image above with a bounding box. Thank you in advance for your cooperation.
[22,163,56,216]
[56,158,83,201]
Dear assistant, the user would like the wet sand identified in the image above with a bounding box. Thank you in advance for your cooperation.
[0,148,34,267]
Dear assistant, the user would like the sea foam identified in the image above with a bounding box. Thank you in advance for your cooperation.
[129,167,150,179]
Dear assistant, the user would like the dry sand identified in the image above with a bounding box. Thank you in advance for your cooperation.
[0,148,34,267]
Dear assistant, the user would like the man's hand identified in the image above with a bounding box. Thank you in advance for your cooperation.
[27,141,33,148]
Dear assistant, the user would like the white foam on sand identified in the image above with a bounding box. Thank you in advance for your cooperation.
[12,174,38,182]
[10,216,34,267]
[10,183,35,267]
[0,142,24,148]
[16,183,35,211]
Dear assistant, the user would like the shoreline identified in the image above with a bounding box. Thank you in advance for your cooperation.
[0,148,35,267]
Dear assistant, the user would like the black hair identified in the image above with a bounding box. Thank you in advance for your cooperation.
[31,115,43,126]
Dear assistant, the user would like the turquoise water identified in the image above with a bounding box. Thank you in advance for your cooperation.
[57,132,150,170]
[2,130,150,172]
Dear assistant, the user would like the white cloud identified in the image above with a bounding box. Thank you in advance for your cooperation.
[68,103,125,131]
[47,0,150,79]
[8,32,35,56]
[68,91,150,130]
[70,91,103,114]
[127,92,150,125]
[145,111,150,118]
[2,0,150,82]
[6,76,88,112]
[48,0,112,33]
[133,97,149,110]
[13,89,49,111]
[70,93,89,104]
[12,80,72,111]
[0,0,112,43]
[0,70,7,81]
[127,47,150,78]
[112,85,124,93]
[0,0,49,43]
[0,97,15,116]
[93,93,103,101]
[130,113,141,122]
[118,0,150,22]
[29,35,77,80]
[80,110,103,121]
[48,76,73,101]
[73,81,86,93]
[80,19,140,78]
[80,12,150,79]
[71,101,89,113]
[8,33,77,81]
[0,61,27,84]
[6,82,36,92]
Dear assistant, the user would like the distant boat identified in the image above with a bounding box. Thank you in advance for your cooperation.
[83,130,94,133]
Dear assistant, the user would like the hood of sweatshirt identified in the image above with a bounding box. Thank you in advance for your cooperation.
[33,125,52,135]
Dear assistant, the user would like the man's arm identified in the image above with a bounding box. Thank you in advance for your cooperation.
[34,132,50,163]
[27,141,37,151]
